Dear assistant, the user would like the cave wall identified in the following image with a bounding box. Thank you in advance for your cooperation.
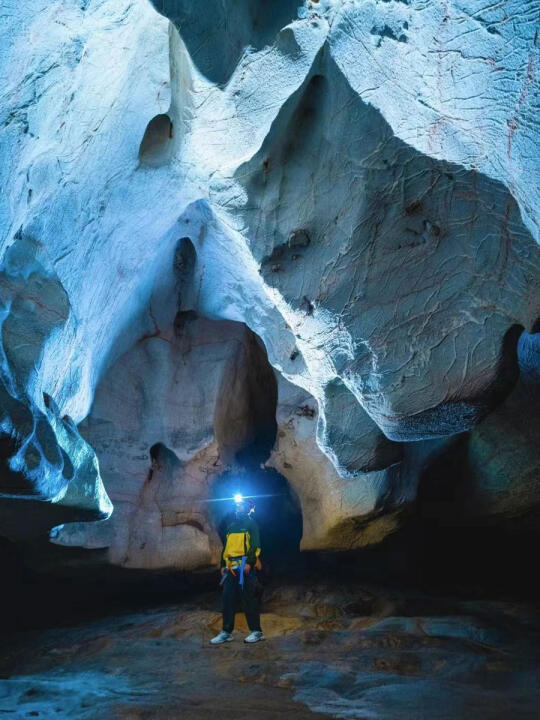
[1,0,540,564]
[51,314,277,570]
[418,331,540,524]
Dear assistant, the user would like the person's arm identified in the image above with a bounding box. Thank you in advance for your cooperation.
[247,518,261,569]
[220,527,228,572]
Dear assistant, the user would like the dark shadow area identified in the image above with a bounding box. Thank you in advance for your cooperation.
[210,334,302,577]
[299,509,540,603]
[150,0,302,85]
[2,485,540,640]
[4,506,540,641]
[173,237,197,312]
[213,328,278,465]
[0,536,217,636]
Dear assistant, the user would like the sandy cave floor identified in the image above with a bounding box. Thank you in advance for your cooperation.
[1,581,540,720]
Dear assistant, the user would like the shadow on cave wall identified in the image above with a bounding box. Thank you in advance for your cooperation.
[342,396,540,600]
[150,0,302,85]
[409,448,540,598]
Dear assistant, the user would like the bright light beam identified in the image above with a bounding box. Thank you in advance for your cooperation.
[199,493,283,504]
[233,493,243,504]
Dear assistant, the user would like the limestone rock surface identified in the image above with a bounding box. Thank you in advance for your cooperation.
[3,581,540,720]
[267,376,406,550]
[51,314,277,570]
[1,0,540,560]
[0,237,111,539]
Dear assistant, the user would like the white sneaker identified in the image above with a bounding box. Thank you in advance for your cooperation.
[244,631,265,644]
[210,631,234,645]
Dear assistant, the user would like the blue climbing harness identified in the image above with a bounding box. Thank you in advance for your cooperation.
[221,555,248,589]
[238,555,247,589]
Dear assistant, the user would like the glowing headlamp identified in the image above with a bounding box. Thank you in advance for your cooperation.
[233,493,243,504]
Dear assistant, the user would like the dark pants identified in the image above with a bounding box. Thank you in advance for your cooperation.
[222,570,261,633]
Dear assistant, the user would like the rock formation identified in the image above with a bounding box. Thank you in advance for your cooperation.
[51,312,277,569]
[1,0,539,565]
[267,376,407,550]
[417,330,540,525]
[0,236,112,539]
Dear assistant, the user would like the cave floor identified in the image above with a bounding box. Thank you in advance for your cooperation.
[1,581,540,720]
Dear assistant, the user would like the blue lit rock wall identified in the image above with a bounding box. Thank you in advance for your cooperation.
[1,0,539,559]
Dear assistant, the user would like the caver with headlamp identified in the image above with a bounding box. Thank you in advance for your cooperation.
[210,493,264,645]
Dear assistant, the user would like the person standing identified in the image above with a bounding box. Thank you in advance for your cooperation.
[210,496,264,644]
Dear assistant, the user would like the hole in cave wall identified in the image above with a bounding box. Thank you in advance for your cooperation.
[174,237,197,312]
[138,113,174,167]
[149,442,181,475]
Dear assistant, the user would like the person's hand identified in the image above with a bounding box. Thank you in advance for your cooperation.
[220,567,226,576]
[244,564,251,575]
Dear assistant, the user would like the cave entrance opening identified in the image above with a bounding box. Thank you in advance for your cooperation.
[210,329,303,574]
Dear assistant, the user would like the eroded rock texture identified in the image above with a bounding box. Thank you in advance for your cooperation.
[52,313,277,569]
[0,236,111,539]
[1,0,539,562]
[267,376,406,550]
[418,330,540,525]
[4,582,540,720]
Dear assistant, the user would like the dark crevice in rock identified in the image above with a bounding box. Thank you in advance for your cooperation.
[149,442,181,475]
[214,327,278,467]
[173,237,197,314]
